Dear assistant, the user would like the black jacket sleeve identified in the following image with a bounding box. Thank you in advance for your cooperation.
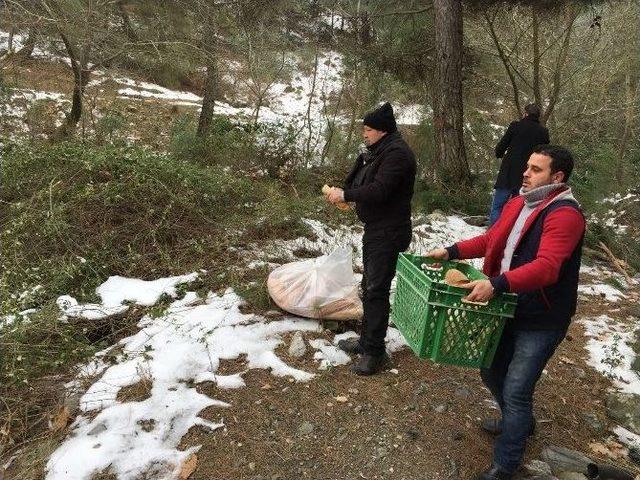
[343,149,409,204]
[495,121,516,158]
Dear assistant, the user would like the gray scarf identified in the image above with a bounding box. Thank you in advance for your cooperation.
[520,183,566,207]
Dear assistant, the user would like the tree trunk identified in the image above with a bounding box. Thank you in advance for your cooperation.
[359,10,372,47]
[541,6,578,125]
[197,18,218,137]
[432,0,471,185]
[616,72,639,182]
[116,1,139,42]
[197,57,218,137]
[59,65,90,137]
[8,28,14,52]
[55,33,90,138]
[342,101,359,165]
[532,8,541,107]
[304,49,319,164]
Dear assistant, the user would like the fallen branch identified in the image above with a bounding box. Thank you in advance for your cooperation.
[598,241,632,284]
[583,246,609,263]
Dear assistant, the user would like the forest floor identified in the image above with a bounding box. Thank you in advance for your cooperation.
[3,36,640,480]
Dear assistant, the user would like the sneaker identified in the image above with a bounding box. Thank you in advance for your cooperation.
[337,338,365,355]
[350,353,391,376]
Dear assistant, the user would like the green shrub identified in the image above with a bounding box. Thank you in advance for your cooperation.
[0,141,316,313]
[413,177,491,216]
[95,111,127,145]
[119,53,195,90]
[1,304,110,386]
[570,143,621,208]
[24,100,59,141]
[170,115,304,180]
[0,73,10,100]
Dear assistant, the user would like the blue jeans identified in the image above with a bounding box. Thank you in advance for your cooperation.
[489,188,519,226]
[480,327,567,473]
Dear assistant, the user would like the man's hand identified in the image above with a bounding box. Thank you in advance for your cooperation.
[425,248,449,260]
[325,187,345,204]
[459,279,495,303]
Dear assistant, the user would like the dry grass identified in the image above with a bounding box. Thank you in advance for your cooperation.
[116,368,153,404]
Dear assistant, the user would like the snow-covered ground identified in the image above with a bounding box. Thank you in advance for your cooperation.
[5,26,640,477]
[578,265,640,426]
[48,288,318,479]
[0,88,70,134]
[615,426,640,451]
[0,207,626,478]
[581,314,640,395]
[578,283,626,302]
[1,30,426,157]
[43,211,640,479]
[0,30,65,62]
[115,77,203,106]
[45,275,407,479]
[580,301,640,452]
[43,214,484,479]
[250,213,486,273]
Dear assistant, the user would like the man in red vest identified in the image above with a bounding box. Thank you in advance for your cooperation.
[427,145,585,480]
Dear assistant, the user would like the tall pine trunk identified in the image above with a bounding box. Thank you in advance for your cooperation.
[432,0,471,185]
[197,60,218,137]
[197,23,218,137]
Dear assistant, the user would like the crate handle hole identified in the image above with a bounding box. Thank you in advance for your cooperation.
[421,263,443,271]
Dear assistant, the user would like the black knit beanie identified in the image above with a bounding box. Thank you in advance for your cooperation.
[363,102,397,133]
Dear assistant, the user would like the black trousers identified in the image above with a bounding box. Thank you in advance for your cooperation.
[359,225,412,356]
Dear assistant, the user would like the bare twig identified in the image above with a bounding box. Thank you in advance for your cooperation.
[369,6,432,17]
[483,11,523,116]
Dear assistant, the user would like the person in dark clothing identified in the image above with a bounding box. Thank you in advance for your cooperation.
[324,102,416,376]
[490,104,549,225]
[427,145,585,480]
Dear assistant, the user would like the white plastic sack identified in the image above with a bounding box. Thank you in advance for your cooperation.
[267,248,363,320]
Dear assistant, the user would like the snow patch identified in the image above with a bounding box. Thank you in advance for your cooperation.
[614,425,640,450]
[47,288,323,480]
[309,338,351,369]
[386,327,410,353]
[1,315,17,329]
[395,104,428,126]
[96,273,199,307]
[601,192,638,205]
[57,295,129,320]
[581,315,640,395]
[578,283,626,302]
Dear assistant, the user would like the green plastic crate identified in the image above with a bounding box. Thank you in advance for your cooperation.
[391,253,517,368]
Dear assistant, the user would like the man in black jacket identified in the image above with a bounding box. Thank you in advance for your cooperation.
[324,102,416,375]
[490,104,549,225]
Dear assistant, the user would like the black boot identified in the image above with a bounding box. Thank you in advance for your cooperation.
[337,338,364,355]
[350,353,391,376]
[475,465,513,480]
[480,417,536,436]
